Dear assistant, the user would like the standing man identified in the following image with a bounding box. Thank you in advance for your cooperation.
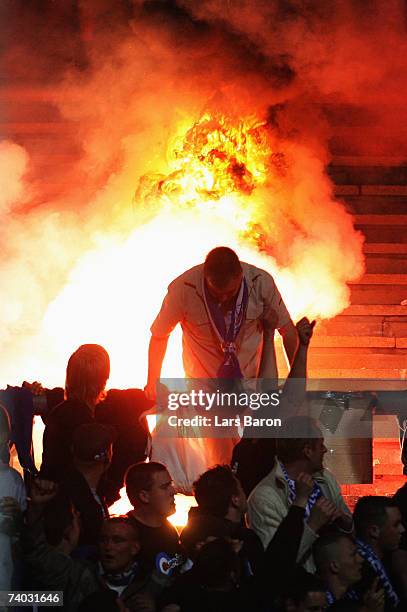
[145,246,298,396]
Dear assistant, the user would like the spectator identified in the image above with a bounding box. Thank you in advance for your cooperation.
[353,496,405,610]
[181,465,263,573]
[27,380,152,502]
[283,571,327,611]
[313,533,386,610]
[160,472,317,611]
[54,423,116,557]
[231,316,316,497]
[0,403,26,590]
[23,479,156,612]
[126,462,185,583]
[40,344,110,481]
[248,415,353,572]
[159,537,262,612]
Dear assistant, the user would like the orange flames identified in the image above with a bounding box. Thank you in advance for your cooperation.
[22,110,363,524]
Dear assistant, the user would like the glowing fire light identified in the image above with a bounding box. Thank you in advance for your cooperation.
[24,111,363,519]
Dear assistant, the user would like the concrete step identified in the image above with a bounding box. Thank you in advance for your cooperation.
[329,165,407,186]
[308,369,406,379]
[308,353,407,370]
[358,226,407,244]
[343,305,407,316]
[316,316,407,338]
[355,214,407,225]
[365,256,407,274]
[335,185,407,197]
[310,336,405,348]
[342,196,407,215]
[364,244,407,254]
[350,274,407,284]
[350,284,407,305]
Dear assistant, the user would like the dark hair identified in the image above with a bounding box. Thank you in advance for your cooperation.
[354,496,398,539]
[286,570,326,604]
[65,344,110,407]
[276,416,321,464]
[125,461,167,505]
[313,533,355,572]
[194,465,240,518]
[193,538,240,588]
[101,516,140,541]
[204,247,242,289]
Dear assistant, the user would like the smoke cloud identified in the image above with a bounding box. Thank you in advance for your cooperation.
[1,0,405,385]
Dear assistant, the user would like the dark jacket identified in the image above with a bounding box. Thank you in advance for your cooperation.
[160,504,307,611]
[40,399,94,481]
[181,507,264,574]
[22,508,160,612]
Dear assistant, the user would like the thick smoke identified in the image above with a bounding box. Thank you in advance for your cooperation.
[1,0,406,385]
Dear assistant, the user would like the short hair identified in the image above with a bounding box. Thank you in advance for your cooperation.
[101,516,140,541]
[193,465,240,518]
[276,416,321,464]
[125,461,167,505]
[353,496,398,539]
[313,533,355,573]
[204,247,242,288]
[286,571,326,604]
[193,538,240,588]
[65,344,110,407]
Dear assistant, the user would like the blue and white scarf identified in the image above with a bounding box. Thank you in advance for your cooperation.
[355,539,399,608]
[100,561,139,587]
[203,277,249,379]
[280,463,322,519]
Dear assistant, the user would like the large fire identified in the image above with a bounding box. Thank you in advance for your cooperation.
[10,111,364,525]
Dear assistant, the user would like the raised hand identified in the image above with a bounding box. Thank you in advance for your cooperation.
[296,317,316,346]
[307,496,338,533]
[294,473,314,507]
[30,479,58,505]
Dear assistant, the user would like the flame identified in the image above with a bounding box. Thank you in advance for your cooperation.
[32,111,362,390]
[24,111,363,520]
[109,487,197,530]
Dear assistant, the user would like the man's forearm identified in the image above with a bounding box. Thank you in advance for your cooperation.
[146,335,169,389]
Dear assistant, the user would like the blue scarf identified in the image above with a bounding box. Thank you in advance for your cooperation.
[280,463,322,519]
[203,278,249,379]
[100,561,139,587]
[354,539,399,608]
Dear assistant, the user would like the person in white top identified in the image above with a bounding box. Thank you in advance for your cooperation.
[0,403,27,590]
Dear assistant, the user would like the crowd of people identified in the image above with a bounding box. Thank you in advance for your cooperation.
[1,247,406,611]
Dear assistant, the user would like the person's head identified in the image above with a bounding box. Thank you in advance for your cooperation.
[277,416,327,473]
[285,572,327,612]
[193,537,241,589]
[125,462,175,518]
[354,496,405,553]
[0,403,11,464]
[65,344,110,408]
[193,465,247,519]
[99,517,140,574]
[72,423,116,472]
[204,247,243,304]
[313,534,363,588]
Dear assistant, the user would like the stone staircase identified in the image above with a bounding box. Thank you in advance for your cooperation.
[317,161,407,505]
